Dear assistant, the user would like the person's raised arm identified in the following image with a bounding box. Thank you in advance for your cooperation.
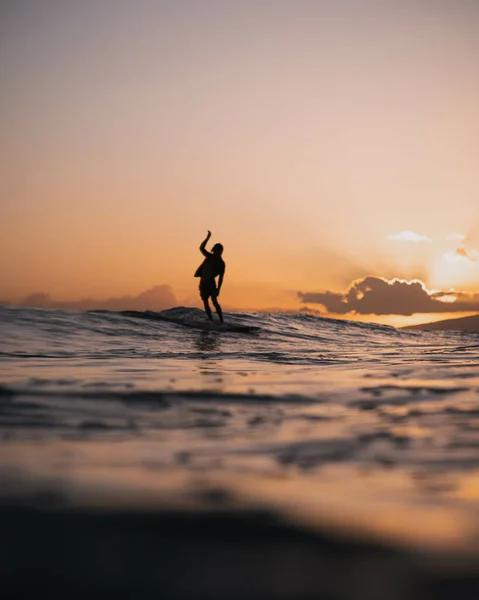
[200,230,212,257]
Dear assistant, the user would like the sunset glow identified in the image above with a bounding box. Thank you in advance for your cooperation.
[2,1,479,326]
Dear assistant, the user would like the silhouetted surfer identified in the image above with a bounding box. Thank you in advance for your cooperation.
[195,230,225,324]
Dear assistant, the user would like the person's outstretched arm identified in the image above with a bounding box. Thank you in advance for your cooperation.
[200,230,212,257]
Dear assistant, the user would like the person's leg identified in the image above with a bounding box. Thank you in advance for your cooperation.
[199,282,213,321]
[211,296,223,324]
[202,297,213,321]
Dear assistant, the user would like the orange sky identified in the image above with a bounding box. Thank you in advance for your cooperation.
[1,1,479,326]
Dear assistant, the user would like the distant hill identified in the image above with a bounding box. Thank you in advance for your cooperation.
[403,314,479,332]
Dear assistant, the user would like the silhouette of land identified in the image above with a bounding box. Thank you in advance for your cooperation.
[403,313,479,332]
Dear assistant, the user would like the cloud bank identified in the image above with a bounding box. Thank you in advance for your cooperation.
[12,285,177,311]
[298,276,479,316]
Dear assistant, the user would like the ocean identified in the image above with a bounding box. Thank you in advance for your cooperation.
[2,305,479,598]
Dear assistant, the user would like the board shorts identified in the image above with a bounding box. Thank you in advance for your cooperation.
[199,279,218,300]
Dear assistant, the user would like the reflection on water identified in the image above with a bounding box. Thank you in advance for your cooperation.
[195,331,221,353]
[194,332,224,383]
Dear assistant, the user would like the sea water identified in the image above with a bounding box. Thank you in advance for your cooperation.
[2,305,479,596]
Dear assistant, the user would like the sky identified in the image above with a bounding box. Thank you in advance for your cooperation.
[1,0,479,325]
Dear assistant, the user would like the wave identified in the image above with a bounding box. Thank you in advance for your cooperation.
[2,306,479,367]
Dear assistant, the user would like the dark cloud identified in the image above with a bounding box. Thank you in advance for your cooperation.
[22,293,52,307]
[298,276,479,316]
[19,285,177,311]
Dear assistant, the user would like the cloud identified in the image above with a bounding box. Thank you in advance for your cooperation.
[387,230,432,243]
[298,276,479,316]
[447,233,467,242]
[19,285,177,311]
[22,293,52,307]
[443,245,479,263]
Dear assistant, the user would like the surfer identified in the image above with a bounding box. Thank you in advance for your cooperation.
[195,230,225,324]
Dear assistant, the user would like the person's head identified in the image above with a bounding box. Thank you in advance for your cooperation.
[212,243,224,256]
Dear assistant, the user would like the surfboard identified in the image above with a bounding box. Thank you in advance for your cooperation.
[161,318,260,333]
[120,310,260,333]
